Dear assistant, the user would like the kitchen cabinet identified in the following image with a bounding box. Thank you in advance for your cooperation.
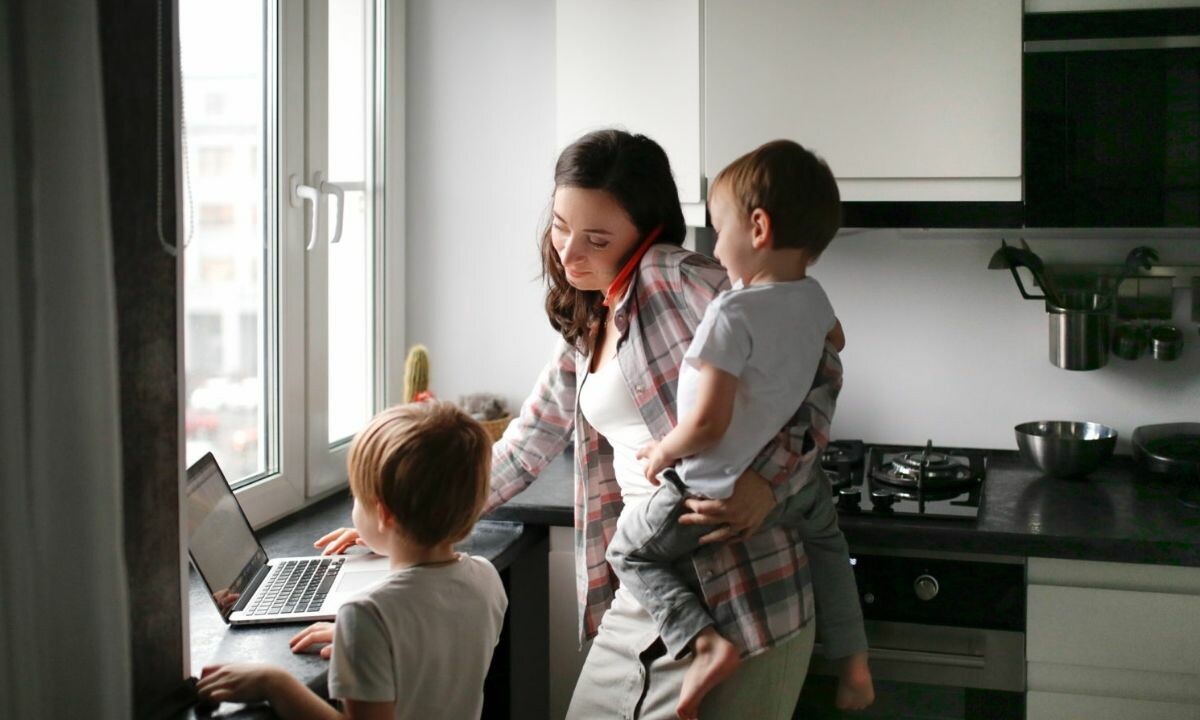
[705,0,1022,203]
[1026,557,1200,719]
[556,1,1023,227]
[555,0,702,205]
[548,526,590,720]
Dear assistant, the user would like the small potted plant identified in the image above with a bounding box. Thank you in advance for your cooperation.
[403,345,435,403]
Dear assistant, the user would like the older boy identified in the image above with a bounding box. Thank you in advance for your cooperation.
[608,140,873,719]
[197,402,508,720]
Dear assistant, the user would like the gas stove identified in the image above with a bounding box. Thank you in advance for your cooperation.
[821,440,987,520]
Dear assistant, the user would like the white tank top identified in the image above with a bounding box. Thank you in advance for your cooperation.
[577,357,657,511]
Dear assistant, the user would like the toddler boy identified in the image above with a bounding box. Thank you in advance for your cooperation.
[608,139,873,719]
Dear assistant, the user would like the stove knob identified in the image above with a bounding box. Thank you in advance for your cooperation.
[837,487,861,510]
[914,574,940,602]
[870,489,896,509]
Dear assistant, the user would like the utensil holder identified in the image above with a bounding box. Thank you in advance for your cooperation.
[1048,291,1111,371]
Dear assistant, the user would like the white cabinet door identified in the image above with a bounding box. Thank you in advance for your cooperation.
[704,0,1022,201]
[548,527,589,720]
[556,0,702,203]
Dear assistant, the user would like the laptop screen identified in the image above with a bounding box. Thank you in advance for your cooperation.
[186,453,267,619]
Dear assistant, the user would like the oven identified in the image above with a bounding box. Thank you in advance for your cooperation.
[796,549,1026,720]
[795,441,1026,719]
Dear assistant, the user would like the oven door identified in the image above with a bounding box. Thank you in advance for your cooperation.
[797,622,1025,720]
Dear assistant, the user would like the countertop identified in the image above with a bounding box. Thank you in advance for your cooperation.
[485,450,1200,567]
[184,491,539,718]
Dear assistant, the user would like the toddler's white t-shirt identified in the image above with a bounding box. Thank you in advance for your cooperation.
[676,278,835,499]
[328,554,508,719]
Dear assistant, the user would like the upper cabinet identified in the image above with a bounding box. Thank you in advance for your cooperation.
[555,0,703,203]
[555,0,1024,225]
[704,0,1023,203]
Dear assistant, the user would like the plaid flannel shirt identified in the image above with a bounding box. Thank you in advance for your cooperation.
[485,244,842,657]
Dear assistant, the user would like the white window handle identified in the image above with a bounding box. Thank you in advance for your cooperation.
[293,172,345,250]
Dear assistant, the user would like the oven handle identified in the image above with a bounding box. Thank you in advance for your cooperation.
[868,647,985,669]
[813,642,985,669]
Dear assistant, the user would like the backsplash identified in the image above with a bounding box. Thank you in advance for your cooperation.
[813,230,1200,452]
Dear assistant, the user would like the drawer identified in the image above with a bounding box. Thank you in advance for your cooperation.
[1027,584,1200,673]
[1028,690,1200,720]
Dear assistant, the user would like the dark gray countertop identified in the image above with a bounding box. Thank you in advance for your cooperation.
[486,450,1200,567]
[185,491,536,718]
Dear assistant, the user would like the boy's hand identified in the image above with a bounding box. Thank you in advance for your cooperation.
[315,527,364,555]
[290,622,335,659]
[196,663,284,705]
[636,441,672,484]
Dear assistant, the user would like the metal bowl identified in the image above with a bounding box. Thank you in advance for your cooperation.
[1015,421,1118,478]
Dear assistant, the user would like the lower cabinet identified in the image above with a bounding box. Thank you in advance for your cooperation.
[1026,557,1200,719]
[549,526,591,720]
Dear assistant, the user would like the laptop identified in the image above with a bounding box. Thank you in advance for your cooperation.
[186,452,391,625]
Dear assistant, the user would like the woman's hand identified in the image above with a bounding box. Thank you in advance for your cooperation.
[290,622,335,659]
[636,441,671,484]
[314,527,364,556]
[679,469,776,544]
[196,663,285,705]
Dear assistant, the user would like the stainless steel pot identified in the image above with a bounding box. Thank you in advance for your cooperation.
[1148,325,1184,361]
[1048,291,1112,371]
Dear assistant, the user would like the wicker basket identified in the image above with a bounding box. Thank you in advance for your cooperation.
[479,414,512,443]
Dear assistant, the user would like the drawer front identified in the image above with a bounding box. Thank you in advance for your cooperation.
[1028,691,1200,720]
[1027,584,1200,673]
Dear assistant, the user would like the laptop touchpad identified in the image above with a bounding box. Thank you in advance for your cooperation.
[335,572,383,594]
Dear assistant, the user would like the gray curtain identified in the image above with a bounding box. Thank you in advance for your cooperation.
[0,0,133,716]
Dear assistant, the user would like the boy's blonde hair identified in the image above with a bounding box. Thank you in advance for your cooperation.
[348,402,491,547]
[711,139,841,257]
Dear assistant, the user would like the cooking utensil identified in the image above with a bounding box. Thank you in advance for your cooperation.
[1132,423,1200,507]
[1148,325,1183,361]
[1048,291,1112,370]
[1106,246,1159,307]
[988,240,1065,308]
[1112,323,1147,360]
[1015,421,1118,478]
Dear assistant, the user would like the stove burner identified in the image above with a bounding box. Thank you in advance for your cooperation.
[875,450,977,488]
[821,440,864,493]
[854,441,988,520]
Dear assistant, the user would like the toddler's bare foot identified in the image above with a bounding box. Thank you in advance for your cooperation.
[835,651,875,710]
[677,628,741,720]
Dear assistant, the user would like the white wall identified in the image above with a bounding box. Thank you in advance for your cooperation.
[406,0,560,412]
[815,231,1200,452]
[406,1,1200,453]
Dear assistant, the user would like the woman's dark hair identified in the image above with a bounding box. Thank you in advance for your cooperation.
[540,129,686,350]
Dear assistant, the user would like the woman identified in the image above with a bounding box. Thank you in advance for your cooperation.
[320,130,841,718]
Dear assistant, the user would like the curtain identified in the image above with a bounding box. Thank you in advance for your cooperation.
[0,0,132,716]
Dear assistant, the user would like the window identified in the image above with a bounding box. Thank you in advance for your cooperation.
[197,147,236,175]
[180,0,400,526]
[197,203,235,227]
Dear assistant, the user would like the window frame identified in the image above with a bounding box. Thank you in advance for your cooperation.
[222,0,404,529]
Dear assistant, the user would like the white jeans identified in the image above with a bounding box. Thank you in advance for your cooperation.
[566,588,816,720]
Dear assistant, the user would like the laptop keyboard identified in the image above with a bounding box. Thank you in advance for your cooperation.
[245,557,345,616]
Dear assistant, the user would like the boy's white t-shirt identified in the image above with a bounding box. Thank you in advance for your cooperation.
[328,553,508,719]
[677,278,835,499]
